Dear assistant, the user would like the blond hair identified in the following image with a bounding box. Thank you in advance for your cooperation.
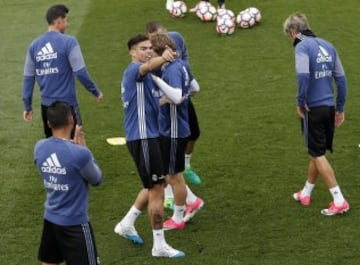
[149,34,177,56]
[283,12,311,35]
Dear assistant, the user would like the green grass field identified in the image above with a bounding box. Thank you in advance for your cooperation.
[2,0,360,264]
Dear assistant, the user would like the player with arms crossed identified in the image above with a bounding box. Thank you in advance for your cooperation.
[283,12,349,216]
[113,34,185,258]
[22,4,103,138]
[34,101,102,265]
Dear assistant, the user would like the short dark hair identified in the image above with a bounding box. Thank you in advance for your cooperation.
[46,4,69,25]
[47,101,72,130]
[145,21,166,35]
[127,34,149,50]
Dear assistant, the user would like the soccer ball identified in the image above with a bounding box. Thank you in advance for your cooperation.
[216,18,235,35]
[245,7,261,23]
[216,8,235,22]
[170,1,187,18]
[191,1,211,13]
[196,4,217,22]
[236,10,256,29]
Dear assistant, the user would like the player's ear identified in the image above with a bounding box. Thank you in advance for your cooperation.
[130,48,136,57]
[53,17,61,28]
[67,113,74,127]
[290,31,297,39]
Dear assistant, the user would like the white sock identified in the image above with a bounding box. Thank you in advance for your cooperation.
[330,185,345,206]
[121,205,141,227]
[301,181,315,197]
[164,184,174,199]
[166,0,174,10]
[172,205,186,223]
[186,185,197,205]
[185,153,191,168]
[153,229,166,249]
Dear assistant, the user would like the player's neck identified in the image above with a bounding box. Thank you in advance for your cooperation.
[48,25,61,33]
[52,128,72,141]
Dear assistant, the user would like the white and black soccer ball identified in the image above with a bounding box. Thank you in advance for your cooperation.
[216,8,235,22]
[236,10,256,29]
[196,4,217,22]
[170,1,187,18]
[245,7,261,23]
[191,0,212,13]
[216,18,235,35]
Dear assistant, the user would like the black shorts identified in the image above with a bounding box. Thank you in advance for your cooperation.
[126,138,165,188]
[38,219,100,265]
[160,137,188,175]
[302,106,335,157]
[188,99,200,141]
[41,104,81,138]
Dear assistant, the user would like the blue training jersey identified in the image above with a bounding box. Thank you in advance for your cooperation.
[159,59,192,138]
[121,62,161,141]
[22,31,100,111]
[295,36,347,112]
[34,137,102,226]
[168,31,189,64]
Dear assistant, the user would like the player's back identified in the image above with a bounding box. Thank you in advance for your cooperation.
[296,36,339,107]
[159,59,191,138]
[34,137,100,225]
[26,31,79,106]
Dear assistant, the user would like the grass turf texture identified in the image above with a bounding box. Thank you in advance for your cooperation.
[1,0,360,264]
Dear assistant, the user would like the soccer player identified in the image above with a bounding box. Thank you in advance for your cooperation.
[34,101,102,265]
[113,34,185,258]
[22,4,103,138]
[145,22,204,216]
[283,12,349,216]
[145,22,202,186]
[150,33,204,229]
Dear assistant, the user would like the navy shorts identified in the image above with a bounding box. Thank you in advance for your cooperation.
[188,99,200,141]
[38,219,100,265]
[126,138,165,188]
[302,106,335,157]
[160,137,188,175]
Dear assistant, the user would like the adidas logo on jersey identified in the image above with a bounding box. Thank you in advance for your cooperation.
[41,153,66,175]
[316,45,332,63]
[36,42,57,62]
